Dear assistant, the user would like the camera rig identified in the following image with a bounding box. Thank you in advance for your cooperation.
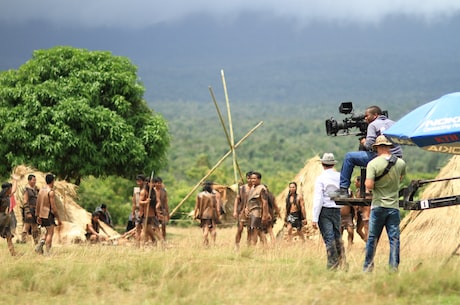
[325,102,388,137]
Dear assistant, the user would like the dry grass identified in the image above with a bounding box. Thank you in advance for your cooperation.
[2,226,459,305]
[4,157,460,305]
[11,165,119,243]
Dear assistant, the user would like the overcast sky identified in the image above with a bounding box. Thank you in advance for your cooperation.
[2,0,460,28]
[1,1,460,104]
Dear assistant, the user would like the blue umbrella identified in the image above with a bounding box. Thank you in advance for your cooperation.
[384,92,460,155]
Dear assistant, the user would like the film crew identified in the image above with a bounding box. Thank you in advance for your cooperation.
[362,135,406,272]
[312,153,345,270]
[338,106,402,198]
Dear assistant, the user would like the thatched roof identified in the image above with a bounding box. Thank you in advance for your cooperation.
[400,156,460,258]
[11,165,119,244]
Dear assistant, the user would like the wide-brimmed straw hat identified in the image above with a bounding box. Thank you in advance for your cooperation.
[320,153,338,165]
[372,135,394,147]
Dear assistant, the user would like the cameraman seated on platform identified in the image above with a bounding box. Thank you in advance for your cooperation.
[338,105,402,198]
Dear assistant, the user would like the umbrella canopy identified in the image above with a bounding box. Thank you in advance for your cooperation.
[384,92,460,155]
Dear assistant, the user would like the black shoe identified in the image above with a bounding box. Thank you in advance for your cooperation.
[338,188,350,199]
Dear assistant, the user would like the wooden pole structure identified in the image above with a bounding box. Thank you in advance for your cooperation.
[221,69,238,184]
[208,86,244,182]
[169,121,264,218]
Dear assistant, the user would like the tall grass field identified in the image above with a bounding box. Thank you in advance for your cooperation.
[3,226,459,305]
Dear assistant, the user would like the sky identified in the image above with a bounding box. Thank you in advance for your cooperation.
[2,0,460,28]
[1,1,460,105]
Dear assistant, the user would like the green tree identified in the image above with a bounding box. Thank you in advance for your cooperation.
[0,46,170,183]
[78,175,133,228]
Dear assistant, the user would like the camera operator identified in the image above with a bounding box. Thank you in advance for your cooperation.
[338,105,402,198]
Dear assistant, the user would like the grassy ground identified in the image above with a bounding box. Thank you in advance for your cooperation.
[2,226,460,305]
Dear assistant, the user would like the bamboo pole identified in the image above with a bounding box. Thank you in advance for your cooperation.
[221,69,238,184]
[208,86,244,182]
[169,121,264,218]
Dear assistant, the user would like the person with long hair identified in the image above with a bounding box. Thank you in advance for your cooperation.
[285,182,306,242]
[194,181,220,246]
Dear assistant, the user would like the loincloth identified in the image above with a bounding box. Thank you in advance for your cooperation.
[341,213,354,229]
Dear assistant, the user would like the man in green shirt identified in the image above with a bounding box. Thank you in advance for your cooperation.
[364,135,406,272]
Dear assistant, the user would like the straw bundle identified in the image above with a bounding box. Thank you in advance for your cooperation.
[400,155,460,258]
[10,165,119,244]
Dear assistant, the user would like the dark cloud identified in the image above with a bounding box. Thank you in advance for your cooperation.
[1,0,460,28]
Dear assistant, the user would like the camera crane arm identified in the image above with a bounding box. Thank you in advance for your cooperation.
[399,176,460,210]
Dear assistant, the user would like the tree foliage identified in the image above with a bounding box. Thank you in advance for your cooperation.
[78,175,133,228]
[0,46,170,183]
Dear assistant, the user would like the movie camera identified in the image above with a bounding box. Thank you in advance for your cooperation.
[325,102,388,137]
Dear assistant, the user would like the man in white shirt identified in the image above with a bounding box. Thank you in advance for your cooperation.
[312,153,345,270]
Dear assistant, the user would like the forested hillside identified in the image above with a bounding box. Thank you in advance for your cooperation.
[153,99,450,198]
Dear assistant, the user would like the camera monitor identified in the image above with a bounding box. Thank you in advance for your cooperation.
[339,102,353,114]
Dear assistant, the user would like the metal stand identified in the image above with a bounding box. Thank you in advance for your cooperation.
[334,175,460,210]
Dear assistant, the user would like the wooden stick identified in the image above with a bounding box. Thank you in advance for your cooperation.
[170,121,264,218]
[221,69,238,184]
[208,86,244,182]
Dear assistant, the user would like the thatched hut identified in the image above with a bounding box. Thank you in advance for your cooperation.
[212,183,237,225]
[10,165,119,244]
[400,156,460,258]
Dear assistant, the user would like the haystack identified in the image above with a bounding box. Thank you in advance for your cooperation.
[400,155,460,258]
[273,156,325,240]
[11,165,119,244]
[213,183,237,225]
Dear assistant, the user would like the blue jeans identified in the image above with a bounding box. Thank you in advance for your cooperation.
[363,207,400,271]
[340,150,376,189]
[318,207,344,269]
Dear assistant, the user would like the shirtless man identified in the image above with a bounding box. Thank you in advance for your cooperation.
[139,178,162,246]
[264,186,280,244]
[194,181,220,246]
[233,171,252,249]
[340,204,354,248]
[285,182,306,242]
[132,174,146,247]
[246,172,270,246]
[154,177,169,241]
[35,174,61,255]
[86,212,109,243]
[354,176,370,242]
